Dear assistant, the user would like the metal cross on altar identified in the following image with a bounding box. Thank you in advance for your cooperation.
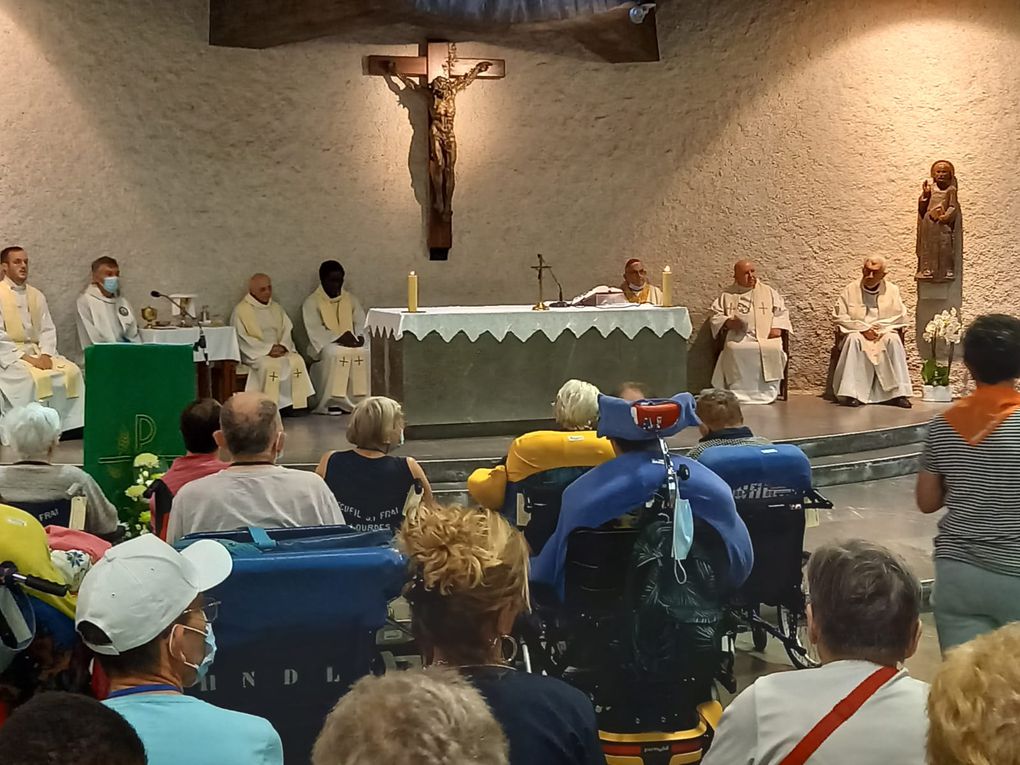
[531,254,552,312]
[367,42,506,261]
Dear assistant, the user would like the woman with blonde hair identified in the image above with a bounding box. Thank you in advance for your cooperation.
[317,396,432,532]
[398,504,604,765]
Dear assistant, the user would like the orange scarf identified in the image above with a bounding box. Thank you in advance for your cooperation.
[943,384,1020,445]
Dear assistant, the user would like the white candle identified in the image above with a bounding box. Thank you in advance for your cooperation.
[407,271,419,313]
[661,265,673,308]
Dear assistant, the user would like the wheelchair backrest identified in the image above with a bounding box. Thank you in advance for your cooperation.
[6,499,73,529]
[513,466,595,555]
[696,443,812,502]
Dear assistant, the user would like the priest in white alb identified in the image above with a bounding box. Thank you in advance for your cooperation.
[0,246,83,432]
[832,256,913,408]
[710,260,791,404]
[231,273,313,412]
[75,256,141,352]
[302,260,368,415]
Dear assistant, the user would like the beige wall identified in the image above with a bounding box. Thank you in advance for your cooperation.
[0,0,1017,391]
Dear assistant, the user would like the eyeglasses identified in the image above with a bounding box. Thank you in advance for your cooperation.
[183,600,220,625]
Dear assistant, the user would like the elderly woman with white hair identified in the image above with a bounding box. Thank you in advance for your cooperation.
[0,403,118,534]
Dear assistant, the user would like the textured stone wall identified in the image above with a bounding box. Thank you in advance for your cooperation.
[0,0,1017,392]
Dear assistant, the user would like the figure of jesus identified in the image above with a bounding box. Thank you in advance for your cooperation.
[390,59,492,220]
[916,160,961,282]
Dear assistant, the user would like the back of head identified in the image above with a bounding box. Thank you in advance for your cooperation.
[696,388,743,431]
[180,398,222,454]
[91,256,119,274]
[0,691,146,765]
[807,540,920,665]
[312,668,508,765]
[928,623,1020,765]
[220,392,280,457]
[398,505,529,665]
[1,402,61,460]
[962,313,1020,385]
[346,396,403,451]
[554,379,600,431]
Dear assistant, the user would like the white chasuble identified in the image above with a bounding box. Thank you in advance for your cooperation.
[0,278,84,433]
[75,284,141,352]
[709,282,791,405]
[832,280,913,404]
[301,288,369,414]
[231,295,313,410]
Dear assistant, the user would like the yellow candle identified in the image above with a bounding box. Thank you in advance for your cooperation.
[407,271,419,313]
[661,265,673,308]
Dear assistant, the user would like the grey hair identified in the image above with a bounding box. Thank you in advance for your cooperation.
[864,255,888,269]
[2,403,61,459]
[696,388,743,429]
[553,379,600,431]
[312,668,509,765]
[219,396,280,457]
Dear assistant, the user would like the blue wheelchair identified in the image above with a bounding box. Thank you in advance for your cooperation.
[698,443,832,672]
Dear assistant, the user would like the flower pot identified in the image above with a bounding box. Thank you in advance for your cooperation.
[922,385,953,402]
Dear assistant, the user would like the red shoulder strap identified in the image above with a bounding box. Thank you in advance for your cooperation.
[779,665,899,765]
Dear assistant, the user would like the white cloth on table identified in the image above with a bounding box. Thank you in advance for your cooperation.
[302,289,368,413]
[75,284,141,353]
[0,278,83,432]
[365,304,694,343]
[138,326,241,362]
[833,280,912,404]
[701,659,928,765]
[710,282,791,405]
[166,465,344,544]
[231,296,313,410]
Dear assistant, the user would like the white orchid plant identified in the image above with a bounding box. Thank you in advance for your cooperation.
[121,452,165,537]
[921,308,962,387]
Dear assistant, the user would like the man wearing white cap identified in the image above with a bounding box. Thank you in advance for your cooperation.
[76,535,283,765]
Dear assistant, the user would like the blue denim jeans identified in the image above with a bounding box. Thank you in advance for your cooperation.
[934,558,1020,652]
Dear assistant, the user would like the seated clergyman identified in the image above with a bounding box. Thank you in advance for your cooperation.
[832,256,912,408]
[619,258,663,305]
[302,260,368,415]
[687,388,772,461]
[0,246,83,433]
[231,273,313,411]
[75,256,141,350]
[710,260,791,405]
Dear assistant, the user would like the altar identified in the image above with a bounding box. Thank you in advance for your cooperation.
[366,304,692,437]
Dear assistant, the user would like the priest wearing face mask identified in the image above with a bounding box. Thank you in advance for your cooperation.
[301,260,368,415]
[75,256,141,351]
[620,258,663,305]
[76,534,284,765]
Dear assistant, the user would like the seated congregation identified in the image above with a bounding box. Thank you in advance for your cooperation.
[3,311,1020,765]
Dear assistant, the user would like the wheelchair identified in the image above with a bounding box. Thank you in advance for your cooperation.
[525,394,755,764]
[697,443,832,673]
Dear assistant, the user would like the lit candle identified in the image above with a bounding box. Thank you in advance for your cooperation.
[407,271,419,313]
[661,265,673,308]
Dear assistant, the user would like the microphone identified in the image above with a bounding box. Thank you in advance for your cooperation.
[546,264,568,308]
[150,290,209,364]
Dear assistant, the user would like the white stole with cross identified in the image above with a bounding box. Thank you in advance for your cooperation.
[233,295,313,409]
[715,283,786,382]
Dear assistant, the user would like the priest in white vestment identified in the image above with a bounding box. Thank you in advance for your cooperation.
[619,258,663,305]
[832,256,913,408]
[0,247,83,432]
[75,256,141,352]
[301,260,368,415]
[231,273,314,411]
[710,260,792,404]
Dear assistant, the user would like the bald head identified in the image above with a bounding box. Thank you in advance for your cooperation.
[734,260,757,289]
[217,392,283,459]
[862,257,887,289]
[249,273,272,305]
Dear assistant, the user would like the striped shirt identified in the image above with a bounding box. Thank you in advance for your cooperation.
[687,427,773,462]
[922,410,1020,577]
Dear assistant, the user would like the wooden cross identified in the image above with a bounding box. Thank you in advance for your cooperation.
[367,42,505,261]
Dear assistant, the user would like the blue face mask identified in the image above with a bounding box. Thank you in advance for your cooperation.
[177,623,217,687]
[102,276,120,295]
[398,429,405,447]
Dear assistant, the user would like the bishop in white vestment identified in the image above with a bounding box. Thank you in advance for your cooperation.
[710,260,791,404]
[0,247,83,432]
[231,274,313,411]
[832,257,913,407]
[75,257,141,353]
[301,261,368,415]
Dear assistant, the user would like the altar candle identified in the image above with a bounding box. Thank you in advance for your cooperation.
[407,271,419,313]
[661,266,673,308]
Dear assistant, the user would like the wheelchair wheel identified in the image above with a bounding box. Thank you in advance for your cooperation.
[778,604,819,669]
[751,625,768,652]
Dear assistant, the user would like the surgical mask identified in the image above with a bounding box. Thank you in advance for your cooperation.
[627,282,644,292]
[102,276,120,295]
[398,429,405,447]
[175,623,217,687]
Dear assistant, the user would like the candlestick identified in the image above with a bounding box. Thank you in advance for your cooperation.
[661,265,673,308]
[407,271,419,313]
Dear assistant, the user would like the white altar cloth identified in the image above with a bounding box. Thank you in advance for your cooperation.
[139,326,241,363]
[365,304,692,343]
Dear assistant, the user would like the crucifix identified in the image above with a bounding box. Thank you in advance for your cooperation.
[531,254,552,312]
[368,42,506,260]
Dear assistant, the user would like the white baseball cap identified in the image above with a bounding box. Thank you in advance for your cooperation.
[75,534,232,655]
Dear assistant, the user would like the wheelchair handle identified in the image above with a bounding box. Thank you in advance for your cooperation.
[0,561,70,597]
[804,490,834,510]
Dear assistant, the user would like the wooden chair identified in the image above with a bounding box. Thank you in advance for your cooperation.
[824,327,908,401]
[713,329,790,401]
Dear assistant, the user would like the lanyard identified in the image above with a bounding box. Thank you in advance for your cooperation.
[106,684,181,699]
